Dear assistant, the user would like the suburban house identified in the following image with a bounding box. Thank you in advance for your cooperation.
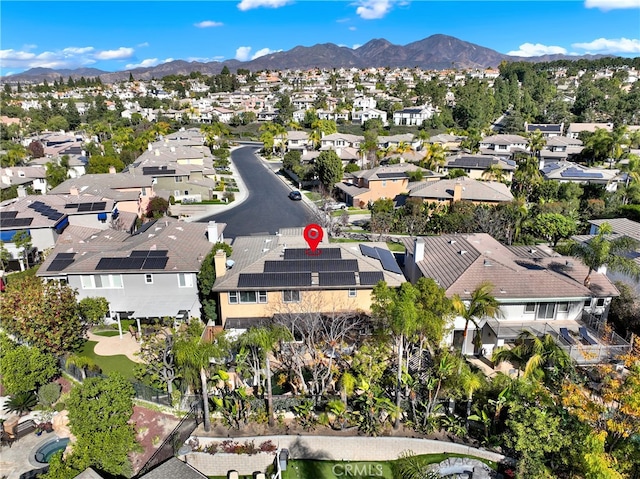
[539,136,584,163]
[320,133,363,151]
[1,167,48,195]
[408,177,514,207]
[442,155,516,182]
[540,161,620,191]
[524,123,564,138]
[427,134,463,152]
[0,194,118,271]
[211,229,405,329]
[566,122,613,139]
[37,218,225,325]
[584,218,640,294]
[286,131,311,151]
[392,106,435,126]
[335,164,438,208]
[352,107,388,126]
[402,233,625,362]
[49,171,153,221]
[479,134,529,159]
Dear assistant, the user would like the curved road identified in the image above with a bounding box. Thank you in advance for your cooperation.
[198,145,313,237]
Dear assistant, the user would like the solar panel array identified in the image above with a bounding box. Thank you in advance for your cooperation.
[359,244,403,275]
[47,252,76,272]
[359,271,385,285]
[377,172,408,179]
[319,272,357,286]
[561,168,603,179]
[28,201,65,221]
[1,217,33,227]
[264,259,358,273]
[283,248,342,260]
[238,272,312,288]
[96,250,169,271]
[0,211,18,220]
[449,157,496,168]
[77,202,107,212]
[142,166,176,175]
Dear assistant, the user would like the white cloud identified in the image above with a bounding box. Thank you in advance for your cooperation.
[352,44,362,49]
[125,58,173,69]
[235,46,252,61]
[187,56,221,62]
[94,47,134,60]
[507,43,568,57]
[251,47,281,59]
[0,47,97,69]
[194,20,223,28]
[584,0,640,10]
[349,26,357,31]
[137,42,150,48]
[572,37,640,54]
[354,0,393,19]
[237,0,292,11]
[62,47,94,55]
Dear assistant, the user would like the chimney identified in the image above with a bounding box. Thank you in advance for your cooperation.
[108,166,116,174]
[148,143,153,151]
[453,181,463,203]
[214,250,227,277]
[414,237,425,263]
[70,186,79,196]
[207,221,218,243]
[17,186,26,197]
[155,149,160,156]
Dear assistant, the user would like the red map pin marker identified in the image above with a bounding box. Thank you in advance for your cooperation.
[303,224,323,255]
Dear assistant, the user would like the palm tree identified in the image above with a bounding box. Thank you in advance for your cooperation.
[452,281,501,356]
[174,325,228,432]
[237,325,292,426]
[493,330,572,380]
[527,129,546,158]
[570,222,640,287]
[421,143,447,172]
[482,163,506,182]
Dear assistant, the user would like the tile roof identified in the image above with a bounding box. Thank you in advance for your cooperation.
[588,218,640,241]
[403,233,618,300]
[445,155,516,171]
[37,217,220,276]
[409,177,513,203]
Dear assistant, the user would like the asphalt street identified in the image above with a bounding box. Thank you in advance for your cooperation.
[198,146,313,237]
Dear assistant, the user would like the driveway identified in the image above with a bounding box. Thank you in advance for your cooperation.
[198,146,313,237]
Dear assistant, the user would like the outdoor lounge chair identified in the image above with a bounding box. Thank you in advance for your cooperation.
[579,326,597,345]
[559,327,576,345]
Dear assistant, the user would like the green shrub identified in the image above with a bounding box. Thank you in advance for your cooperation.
[4,391,37,416]
[38,382,62,407]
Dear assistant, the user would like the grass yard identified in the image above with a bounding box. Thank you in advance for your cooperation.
[92,330,121,337]
[80,340,137,379]
[386,241,406,253]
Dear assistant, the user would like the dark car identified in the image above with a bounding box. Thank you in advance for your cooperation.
[288,190,302,201]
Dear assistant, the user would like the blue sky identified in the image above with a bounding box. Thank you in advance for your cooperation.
[1,0,639,76]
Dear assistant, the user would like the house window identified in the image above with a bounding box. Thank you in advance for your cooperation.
[174,190,181,197]
[537,303,555,319]
[382,180,387,187]
[81,274,123,289]
[348,289,357,298]
[141,187,147,196]
[584,299,592,308]
[145,274,153,284]
[524,303,535,313]
[178,273,193,288]
[229,291,267,304]
[175,176,183,183]
[558,302,569,313]
[596,298,605,307]
[283,290,300,303]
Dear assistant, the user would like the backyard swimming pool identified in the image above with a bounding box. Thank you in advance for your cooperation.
[32,437,70,464]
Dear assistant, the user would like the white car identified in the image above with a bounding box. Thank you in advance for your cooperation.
[323,201,347,211]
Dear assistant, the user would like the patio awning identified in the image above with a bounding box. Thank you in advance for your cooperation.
[131,298,196,318]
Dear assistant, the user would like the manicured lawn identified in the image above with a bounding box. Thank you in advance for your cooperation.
[284,460,394,479]
[386,241,405,253]
[92,330,121,337]
[80,340,137,379]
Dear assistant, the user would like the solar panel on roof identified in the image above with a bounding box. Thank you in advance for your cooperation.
[142,257,168,270]
[64,204,78,209]
[319,272,356,286]
[375,247,403,275]
[121,257,145,269]
[359,271,384,285]
[264,259,358,273]
[47,259,74,272]
[96,257,123,270]
[77,203,92,212]
[0,211,18,220]
[238,272,311,288]
[359,244,379,259]
[55,252,75,260]
[147,250,168,257]
[283,248,341,260]
[91,202,107,211]
[3,217,34,227]
[46,212,64,221]
[377,172,408,179]
[130,250,150,257]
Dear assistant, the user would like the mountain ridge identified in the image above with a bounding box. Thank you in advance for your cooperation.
[2,34,610,83]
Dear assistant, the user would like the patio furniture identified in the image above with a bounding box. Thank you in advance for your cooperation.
[559,327,576,345]
[579,326,597,345]
[129,325,139,341]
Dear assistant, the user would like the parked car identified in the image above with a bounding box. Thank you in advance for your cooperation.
[288,190,302,201]
[323,201,347,210]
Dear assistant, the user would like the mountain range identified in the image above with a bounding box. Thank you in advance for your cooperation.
[3,34,607,84]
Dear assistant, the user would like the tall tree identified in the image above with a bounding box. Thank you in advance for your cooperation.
[569,222,640,287]
[316,150,344,193]
[0,276,85,354]
[237,325,292,426]
[452,281,501,356]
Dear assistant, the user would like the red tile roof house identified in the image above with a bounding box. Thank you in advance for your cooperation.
[402,233,627,363]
